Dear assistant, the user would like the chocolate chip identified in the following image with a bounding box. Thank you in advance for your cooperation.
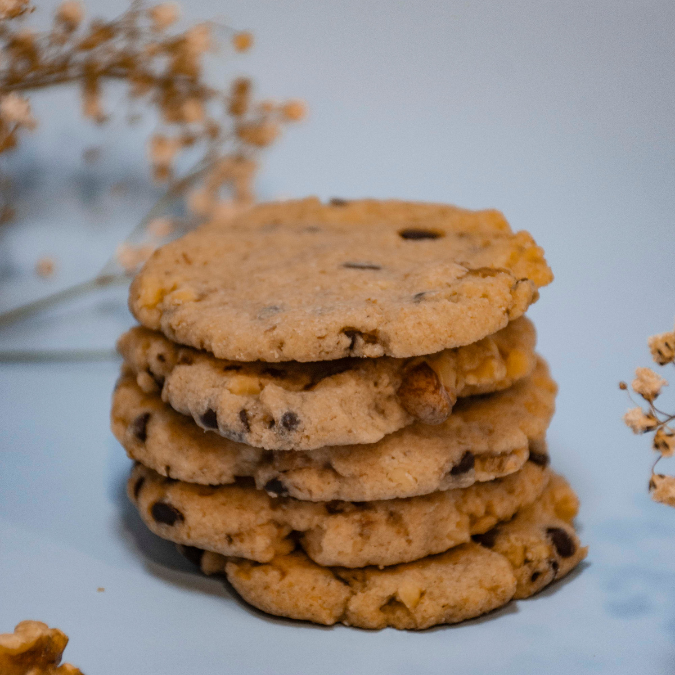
[131,412,151,442]
[329,197,349,206]
[342,329,379,351]
[528,450,550,467]
[413,292,427,303]
[450,451,475,475]
[258,305,282,320]
[239,409,251,432]
[200,408,218,429]
[547,527,576,558]
[151,501,184,526]
[343,262,382,270]
[281,411,300,431]
[181,545,204,568]
[133,476,145,499]
[399,228,443,240]
[326,501,349,515]
[264,478,288,497]
[530,571,541,582]
[472,527,499,548]
[262,367,286,378]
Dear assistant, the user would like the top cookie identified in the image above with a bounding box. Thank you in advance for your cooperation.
[129,198,553,362]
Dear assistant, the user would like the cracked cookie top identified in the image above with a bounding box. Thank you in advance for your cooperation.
[129,198,553,362]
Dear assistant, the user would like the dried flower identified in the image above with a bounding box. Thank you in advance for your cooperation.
[185,23,211,55]
[649,328,675,366]
[232,31,252,52]
[116,242,156,274]
[147,217,173,238]
[35,256,56,278]
[632,367,668,402]
[236,120,279,147]
[148,134,181,180]
[0,93,36,128]
[181,97,204,123]
[281,99,306,121]
[653,426,675,458]
[623,407,658,434]
[149,2,179,31]
[56,1,84,30]
[187,186,213,215]
[228,77,250,116]
[649,474,675,508]
[0,0,30,20]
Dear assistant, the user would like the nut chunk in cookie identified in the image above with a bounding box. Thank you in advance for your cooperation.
[0,621,83,675]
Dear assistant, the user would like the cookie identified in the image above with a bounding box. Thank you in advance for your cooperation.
[128,460,548,568]
[112,358,555,501]
[0,621,83,675]
[117,317,537,449]
[129,198,553,363]
[179,474,585,629]
[471,472,587,599]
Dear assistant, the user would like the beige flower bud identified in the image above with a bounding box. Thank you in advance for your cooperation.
[0,93,36,128]
[649,474,675,508]
[623,407,658,434]
[648,329,675,366]
[149,3,180,31]
[57,1,84,29]
[632,367,668,402]
[653,427,675,458]
[232,31,253,52]
[281,99,307,121]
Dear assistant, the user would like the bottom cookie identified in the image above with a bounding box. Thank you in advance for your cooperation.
[180,473,587,629]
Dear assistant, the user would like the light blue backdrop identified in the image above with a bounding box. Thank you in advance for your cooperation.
[1,1,674,673]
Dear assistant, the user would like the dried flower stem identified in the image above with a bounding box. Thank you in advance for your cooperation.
[0,347,118,361]
[622,322,675,507]
[0,151,215,329]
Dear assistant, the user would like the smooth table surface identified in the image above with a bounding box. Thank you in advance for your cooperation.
[2,0,675,670]
[1,284,674,675]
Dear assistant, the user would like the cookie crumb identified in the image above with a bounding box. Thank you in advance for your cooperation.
[97,587,105,592]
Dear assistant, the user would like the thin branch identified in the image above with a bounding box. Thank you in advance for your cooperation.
[0,348,119,361]
[0,154,217,328]
[0,274,128,327]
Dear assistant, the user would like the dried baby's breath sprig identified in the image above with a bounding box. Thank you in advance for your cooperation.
[0,1,306,344]
[622,319,675,507]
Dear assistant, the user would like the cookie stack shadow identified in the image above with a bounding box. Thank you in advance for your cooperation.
[112,198,587,629]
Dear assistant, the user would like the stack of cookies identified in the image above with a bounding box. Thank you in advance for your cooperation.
[112,198,587,629]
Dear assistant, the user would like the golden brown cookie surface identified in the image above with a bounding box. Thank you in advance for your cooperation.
[128,460,549,568]
[116,318,538,451]
[112,357,555,501]
[179,473,586,629]
[129,198,552,362]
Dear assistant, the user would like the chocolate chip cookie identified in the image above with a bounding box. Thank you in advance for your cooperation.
[113,357,555,501]
[129,198,552,363]
[128,460,549,568]
[178,473,585,629]
[117,316,537,450]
